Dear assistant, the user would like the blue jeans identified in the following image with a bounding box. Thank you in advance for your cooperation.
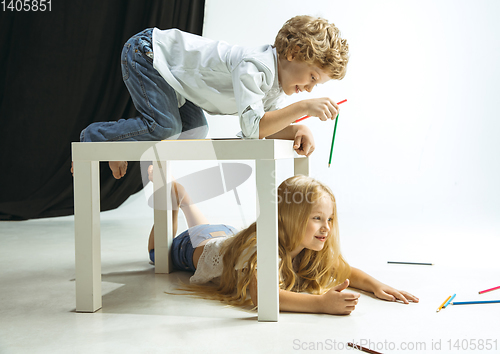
[80,28,208,142]
[149,224,238,271]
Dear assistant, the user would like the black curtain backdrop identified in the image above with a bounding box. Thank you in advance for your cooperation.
[0,0,205,220]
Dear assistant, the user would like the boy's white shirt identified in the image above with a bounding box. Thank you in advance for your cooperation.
[152,28,284,139]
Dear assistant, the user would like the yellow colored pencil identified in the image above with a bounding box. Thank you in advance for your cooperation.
[437,295,452,312]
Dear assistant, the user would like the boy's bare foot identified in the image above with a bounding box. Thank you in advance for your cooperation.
[109,161,128,179]
[71,161,128,179]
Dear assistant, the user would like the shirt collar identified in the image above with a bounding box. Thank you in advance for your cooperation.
[271,47,283,94]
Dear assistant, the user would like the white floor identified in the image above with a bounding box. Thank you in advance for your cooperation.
[1,180,499,354]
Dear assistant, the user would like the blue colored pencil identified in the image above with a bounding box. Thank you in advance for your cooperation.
[443,294,456,308]
[437,295,451,312]
[451,300,500,305]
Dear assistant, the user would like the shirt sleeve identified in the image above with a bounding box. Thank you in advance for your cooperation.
[232,59,274,139]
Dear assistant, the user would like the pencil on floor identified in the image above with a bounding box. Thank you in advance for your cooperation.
[479,285,500,294]
[347,342,384,354]
[443,294,456,309]
[387,261,434,266]
[451,300,500,305]
[437,295,452,312]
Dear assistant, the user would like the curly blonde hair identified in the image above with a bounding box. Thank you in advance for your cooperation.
[274,15,349,80]
[179,176,351,308]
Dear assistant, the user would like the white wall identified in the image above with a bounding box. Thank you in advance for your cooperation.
[200,0,500,234]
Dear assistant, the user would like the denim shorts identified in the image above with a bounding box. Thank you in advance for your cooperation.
[149,224,237,271]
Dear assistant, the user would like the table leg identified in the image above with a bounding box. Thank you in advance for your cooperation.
[74,160,102,312]
[256,159,279,322]
[294,156,310,176]
[153,160,173,273]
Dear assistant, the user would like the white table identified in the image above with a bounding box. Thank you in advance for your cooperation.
[72,139,309,322]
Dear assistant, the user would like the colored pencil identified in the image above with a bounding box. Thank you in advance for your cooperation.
[437,295,451,312]
[451,300,500,305]
[294,99,347,123]
[479,285,500,294]
[443,294,456,309]
[328,113,339,168]
[347,342,384,354]
[387,261,434,266]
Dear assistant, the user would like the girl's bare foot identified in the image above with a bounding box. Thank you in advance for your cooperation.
[109,161,128,179]
[172,180,190,208]
[147,164,154,182]
[147,165,192,208]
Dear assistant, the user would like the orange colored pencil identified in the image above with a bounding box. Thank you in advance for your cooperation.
[437,295,452,312]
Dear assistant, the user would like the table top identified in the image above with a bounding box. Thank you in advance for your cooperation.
[72,139,302,161]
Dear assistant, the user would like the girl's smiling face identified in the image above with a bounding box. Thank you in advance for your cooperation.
[299,195,334,252]
[278,49,331,96]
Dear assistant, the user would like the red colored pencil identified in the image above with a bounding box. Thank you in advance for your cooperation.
[479,285,500,294]
[294,99,347,123]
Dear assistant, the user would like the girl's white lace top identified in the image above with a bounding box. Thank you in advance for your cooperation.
[189,235,256,284]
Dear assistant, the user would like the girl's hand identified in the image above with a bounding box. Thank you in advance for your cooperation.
[320,279,360,315]
[293,125,315,157]
[372,282,419,304]
[303,97,339,121]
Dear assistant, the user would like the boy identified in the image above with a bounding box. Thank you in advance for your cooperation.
[77,15,349,179]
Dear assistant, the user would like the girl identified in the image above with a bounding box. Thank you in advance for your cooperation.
[148,176,418,315]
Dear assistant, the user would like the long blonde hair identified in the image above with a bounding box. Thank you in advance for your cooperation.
[180,176,351,307]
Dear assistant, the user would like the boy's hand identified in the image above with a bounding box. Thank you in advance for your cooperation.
[293,125,315,156]
[304,97,339,121]
[320,279,360,315]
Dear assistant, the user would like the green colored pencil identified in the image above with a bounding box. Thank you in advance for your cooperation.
[328,114,339,168]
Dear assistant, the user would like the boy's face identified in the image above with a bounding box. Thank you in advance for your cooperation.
[278,50,331,96]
